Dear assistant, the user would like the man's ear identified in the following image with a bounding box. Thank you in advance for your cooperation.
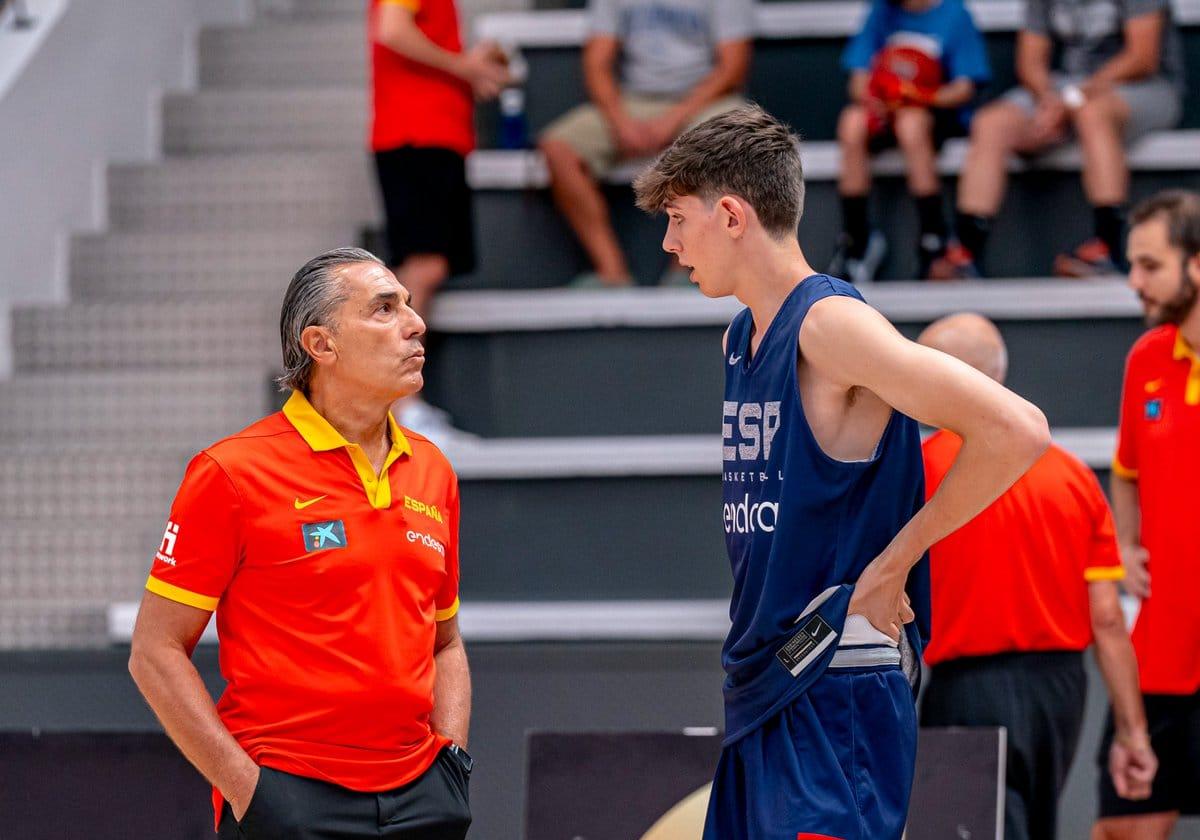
[1188,252,1200,289]
[718,195,747,240]
[300,324,337,368]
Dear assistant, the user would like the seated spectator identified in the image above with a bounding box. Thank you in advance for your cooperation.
[830,0,991,283]
[930,0,1184,280]
[538,0,753,288]
[371,0,510,442]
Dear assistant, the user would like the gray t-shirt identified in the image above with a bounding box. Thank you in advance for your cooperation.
[588,0,755,97]
[1025,0,1184,91]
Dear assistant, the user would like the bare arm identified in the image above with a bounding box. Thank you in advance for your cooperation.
[801,297,1050,636]
[931,78,976,109]
[374,3,509,99]
[430,615,471,748]
[1110,472,1150,598]
[848,70,871,102]
[1016,30,1056,99]
[656,40,752,134]
[583,35,626,124]
[128,592,259,820]
[1089,580,1156,799]
[1086,11,1164,90]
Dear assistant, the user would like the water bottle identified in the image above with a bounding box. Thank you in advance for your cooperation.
[498,44,530,150]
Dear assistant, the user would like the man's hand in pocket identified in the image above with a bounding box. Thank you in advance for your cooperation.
[227,764,261,823]
[848,556,915,642]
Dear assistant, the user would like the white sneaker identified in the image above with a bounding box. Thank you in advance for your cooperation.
[398,399,479,452]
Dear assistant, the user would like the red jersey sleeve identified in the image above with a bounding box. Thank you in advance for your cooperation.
[434,475,460,621]
[1113,348,1141,479]
[1081,468,1125,582]
[145,452,243,611]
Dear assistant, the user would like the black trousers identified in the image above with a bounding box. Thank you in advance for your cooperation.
[218,746,471,839]
[920,650,1087,840]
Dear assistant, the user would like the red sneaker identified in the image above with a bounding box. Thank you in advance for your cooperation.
[926,242,981,281]
[1053,238,1121,278]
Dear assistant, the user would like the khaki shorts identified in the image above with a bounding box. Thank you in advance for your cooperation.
[540,93,746,177]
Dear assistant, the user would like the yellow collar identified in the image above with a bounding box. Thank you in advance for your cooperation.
[1173,330,1199,364]
[1171,330,1200,407]
[283,390,412,508]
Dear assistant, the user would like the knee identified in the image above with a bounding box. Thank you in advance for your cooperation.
[970,104,1020,150]
[538,136,582,171]
[837,105,871,148]
[1073,95,1124,139]
[892,107,935,151]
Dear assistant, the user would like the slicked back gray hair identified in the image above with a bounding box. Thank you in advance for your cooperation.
[276,247,384,394]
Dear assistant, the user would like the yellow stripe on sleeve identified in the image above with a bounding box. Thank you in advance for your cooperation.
[145,576,220,612]
[1110,457,1138,480]
[380,0,420,10]
[1084,566,1127,583]
[435,597,460,622]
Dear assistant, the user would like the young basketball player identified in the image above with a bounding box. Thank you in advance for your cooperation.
[634,105,1051,839]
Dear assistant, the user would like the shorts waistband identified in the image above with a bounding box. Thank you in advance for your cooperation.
[828,645,901,669]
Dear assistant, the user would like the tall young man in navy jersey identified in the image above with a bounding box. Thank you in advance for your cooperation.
[634,105,1051,840]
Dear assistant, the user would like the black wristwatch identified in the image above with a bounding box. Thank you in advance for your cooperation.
[448,743,474,773]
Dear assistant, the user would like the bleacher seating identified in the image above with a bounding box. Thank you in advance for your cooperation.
[2,0,1181,650]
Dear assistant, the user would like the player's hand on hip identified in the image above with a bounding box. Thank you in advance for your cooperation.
[849,557,912,642]
[1109,730,1157,800]
[1120,543,1151,599]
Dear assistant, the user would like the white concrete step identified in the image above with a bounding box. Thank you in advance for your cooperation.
[0,518,159,601]
[12,300,279,371]
[199,20,367,88]
[0,370,271,446]
[162,87,366,155]
[107,152,375,232]
[70,228,357,300]
[0,599,111,649]
[0,446,185,519]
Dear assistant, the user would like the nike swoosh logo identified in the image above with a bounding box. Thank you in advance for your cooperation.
[1144,378,1164,393]
[728,354,743,365]
[294,495,327,510]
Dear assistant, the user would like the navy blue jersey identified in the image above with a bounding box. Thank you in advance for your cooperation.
[720,275,931,743]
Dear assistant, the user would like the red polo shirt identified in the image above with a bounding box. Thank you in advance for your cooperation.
[922,432,1123,666]
[145,391,461,825]
[1114,325,1200,694]
[370,0,475,155]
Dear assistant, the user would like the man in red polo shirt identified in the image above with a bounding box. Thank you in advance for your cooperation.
[129,247,473,839]
[1095,190,1200,839]
[370,0,509,441]
[918,313,1155,840]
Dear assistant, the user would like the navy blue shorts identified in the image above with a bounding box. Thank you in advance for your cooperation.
[704,664,916,840]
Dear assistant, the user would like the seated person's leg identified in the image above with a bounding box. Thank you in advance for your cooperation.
[1057,79,1181,277]
[931,97,1045,279]
[539,104,632,286]
[892,106,947,278]
[829,103,885,283]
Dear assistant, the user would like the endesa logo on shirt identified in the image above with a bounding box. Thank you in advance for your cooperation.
[724,494,779,534]
[407,530,446,557]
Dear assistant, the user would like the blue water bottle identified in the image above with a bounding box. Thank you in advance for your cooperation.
[498,44,529,150]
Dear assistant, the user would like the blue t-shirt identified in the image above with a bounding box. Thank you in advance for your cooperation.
[842,0,991,126]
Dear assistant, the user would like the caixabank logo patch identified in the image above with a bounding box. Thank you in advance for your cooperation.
[301,520,348,552]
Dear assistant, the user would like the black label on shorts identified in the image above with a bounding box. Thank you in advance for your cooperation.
[775,614,836,674]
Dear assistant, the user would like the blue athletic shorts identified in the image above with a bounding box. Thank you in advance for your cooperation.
[703,663,917,840]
